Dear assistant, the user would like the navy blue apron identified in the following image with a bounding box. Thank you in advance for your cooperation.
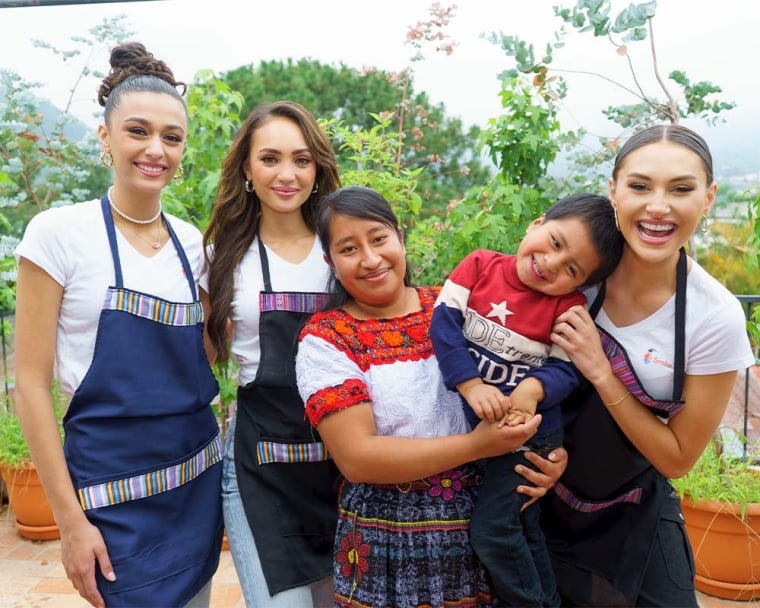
[235,237,342,595]
[542,249,689,607]
[63,196,223,607]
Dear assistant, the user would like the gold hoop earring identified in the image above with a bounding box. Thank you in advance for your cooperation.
[245,180,255,193]
[173,164,184,181]
[613,206,620,232]
[99,151,113,169]
[700,214,708,234]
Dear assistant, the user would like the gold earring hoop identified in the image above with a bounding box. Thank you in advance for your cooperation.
[613,206,620,232]
[173,164,184,181]
[700,214,708,234]
[99,151,113,169]
[245,180,255,193]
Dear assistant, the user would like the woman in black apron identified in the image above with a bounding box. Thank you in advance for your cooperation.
[542,125,755,606]
[14,44,223,607]
[202,101,343,606]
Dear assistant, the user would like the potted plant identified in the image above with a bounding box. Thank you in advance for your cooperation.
[0,381,65,541]
[671,434,760,601]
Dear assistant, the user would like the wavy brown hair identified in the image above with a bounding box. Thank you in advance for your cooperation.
[204,101,341,360]
[98,42,187,124]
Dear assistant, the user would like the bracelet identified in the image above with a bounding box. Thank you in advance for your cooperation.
[605,391,631,408]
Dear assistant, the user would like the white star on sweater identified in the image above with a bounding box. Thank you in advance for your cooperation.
[486,300,514,325]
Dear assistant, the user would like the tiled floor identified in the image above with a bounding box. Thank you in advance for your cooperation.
[0,501,756,608]
[0,505,244,607]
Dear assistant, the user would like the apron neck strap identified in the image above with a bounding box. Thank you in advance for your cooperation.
[590,247,687,401]
[100,194,198,300]
[101,195,124,288]
[257,237,273,292]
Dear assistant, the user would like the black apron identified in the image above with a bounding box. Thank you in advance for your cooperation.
[542,249,687,606]
[235,238,342,595]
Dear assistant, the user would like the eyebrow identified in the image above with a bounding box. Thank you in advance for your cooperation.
[123,116,185,133]
[332,225,388,249]
[626,171,699,182]
[256,147,311,155]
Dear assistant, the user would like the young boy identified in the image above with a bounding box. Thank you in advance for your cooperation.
[430,193,624,607]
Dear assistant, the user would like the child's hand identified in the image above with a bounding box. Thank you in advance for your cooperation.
[458,379,509,422]
[503,409,534,426]
[498,377,543,427]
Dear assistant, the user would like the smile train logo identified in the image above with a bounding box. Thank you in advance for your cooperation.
[642,348,673,369]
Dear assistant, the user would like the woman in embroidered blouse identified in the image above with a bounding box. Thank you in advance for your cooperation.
[296,186,566,607]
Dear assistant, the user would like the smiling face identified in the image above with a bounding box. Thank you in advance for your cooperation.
[326,214,408,313]
[244,116,317,220]
[609,140,717,266]
[97,91,187,199]
[515,216,601,296]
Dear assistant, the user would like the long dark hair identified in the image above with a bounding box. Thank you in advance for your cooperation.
[317,186,412,310]
[204,101,340,360]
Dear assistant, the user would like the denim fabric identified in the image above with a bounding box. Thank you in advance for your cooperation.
[469,433,562,607]
[184,579,212,608]
[222,415,334,607]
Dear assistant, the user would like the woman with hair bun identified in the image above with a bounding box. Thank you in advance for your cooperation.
[13,42,222,608]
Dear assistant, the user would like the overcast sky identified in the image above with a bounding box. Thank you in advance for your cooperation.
[1,0,758,176]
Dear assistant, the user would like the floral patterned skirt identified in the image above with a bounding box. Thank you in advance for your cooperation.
[333,464,494,608]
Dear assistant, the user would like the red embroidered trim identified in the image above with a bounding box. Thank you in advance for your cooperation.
[306,378,369,426]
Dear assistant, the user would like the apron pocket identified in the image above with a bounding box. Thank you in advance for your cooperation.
[98,533,215,600]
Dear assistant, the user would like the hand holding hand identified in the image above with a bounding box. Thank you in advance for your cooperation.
[458,379,510,422]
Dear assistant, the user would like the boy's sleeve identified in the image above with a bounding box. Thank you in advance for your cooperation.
[527,358,582,410]
[430,251,487,390]
[525,290,587,409]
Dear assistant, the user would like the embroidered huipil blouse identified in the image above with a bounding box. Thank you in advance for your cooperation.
[296,287,468,439]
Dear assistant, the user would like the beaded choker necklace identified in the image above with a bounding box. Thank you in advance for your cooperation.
[108,186,162,225]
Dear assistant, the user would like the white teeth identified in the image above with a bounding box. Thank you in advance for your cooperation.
[532,258,544,279]
[137,164,163,174]
[640,222,672,232]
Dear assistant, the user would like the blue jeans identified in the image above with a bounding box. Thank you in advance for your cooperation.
[222,415,334,607]
[469,433,562,607]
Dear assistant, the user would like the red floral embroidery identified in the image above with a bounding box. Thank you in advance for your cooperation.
[381,331,404,346]
[406,324,428,343]
[333,319,353,335]
[356,331,377,348]
[336,529,370,584]
[427,469,464,501]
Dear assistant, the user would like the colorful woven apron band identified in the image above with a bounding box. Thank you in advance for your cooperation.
[256,440,331,465]
[77,434,222,510]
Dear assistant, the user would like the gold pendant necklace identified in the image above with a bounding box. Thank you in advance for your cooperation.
[115,216,165,250]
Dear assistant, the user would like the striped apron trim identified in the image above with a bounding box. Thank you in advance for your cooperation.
[553,480,643,512]
[256,440,331,465]
[259,291,329,314]
[77,434,222,510]
[102,287,205,326]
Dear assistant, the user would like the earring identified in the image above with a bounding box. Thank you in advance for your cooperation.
[613,206,620,232]
[700,214,708,234]
[173,164,184,181]
[312,182,319,194]
[245,180,255,193]
[99,151,113,169]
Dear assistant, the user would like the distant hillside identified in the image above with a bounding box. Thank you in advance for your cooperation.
[1,85,89,142]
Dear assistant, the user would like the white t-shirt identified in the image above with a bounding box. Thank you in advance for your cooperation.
[200,235,330,386]
[587,261,755,401]
[15,198,205,397]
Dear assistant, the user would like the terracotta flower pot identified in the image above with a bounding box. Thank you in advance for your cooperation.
[0,463,60,541]
[681,496,760,601]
